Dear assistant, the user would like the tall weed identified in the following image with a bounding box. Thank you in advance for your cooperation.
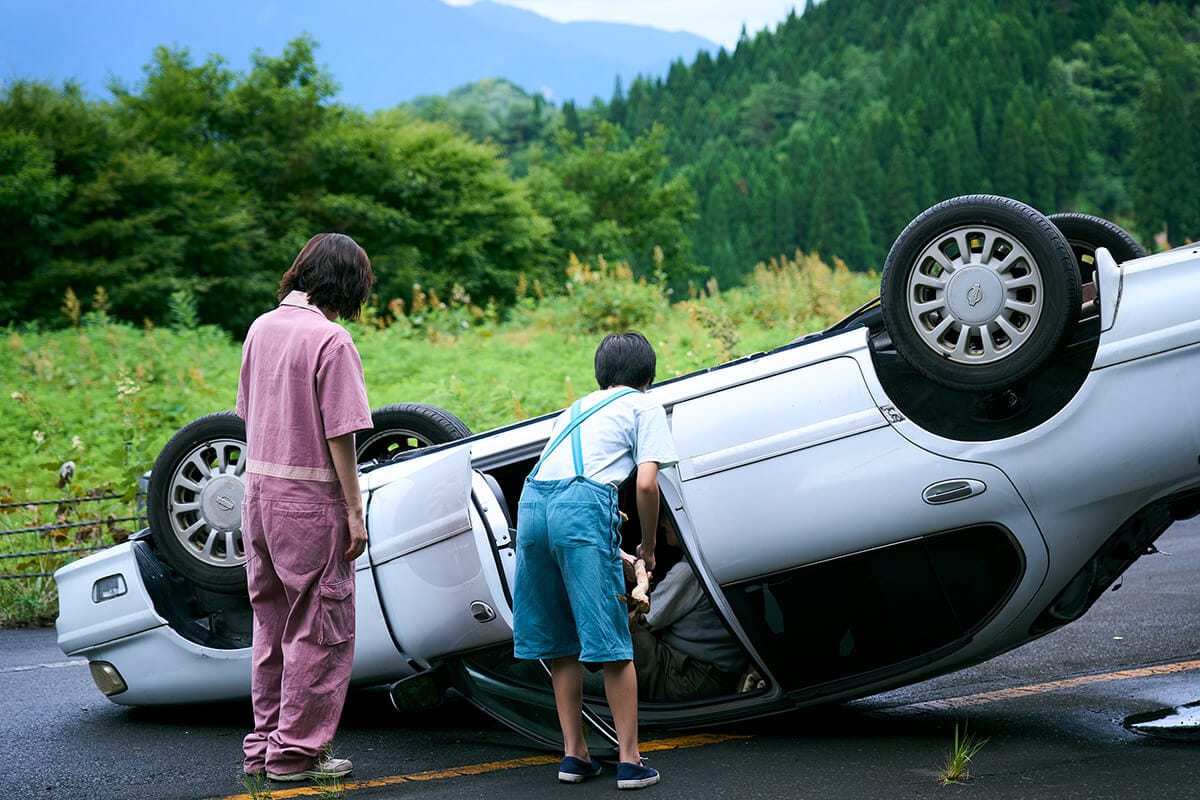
[511,255,666,335]
[726,251,876,330]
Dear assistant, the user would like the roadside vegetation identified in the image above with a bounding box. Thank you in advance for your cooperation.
[0,254,876,625]
[5,0,1196,340]
[937,723,989,785]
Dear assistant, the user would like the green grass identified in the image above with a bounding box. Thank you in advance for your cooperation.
[938,723,989,785]
[241,770,273,800]
[0,253,877,624]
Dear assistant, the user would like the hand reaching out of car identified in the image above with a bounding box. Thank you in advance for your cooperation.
[635,543,656,574]
[622,549,653,582]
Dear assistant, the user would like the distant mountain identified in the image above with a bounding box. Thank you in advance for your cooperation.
[0,0,719,109]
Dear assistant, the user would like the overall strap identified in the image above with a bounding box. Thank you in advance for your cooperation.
[530,387,638,478]
[570,403,585,477]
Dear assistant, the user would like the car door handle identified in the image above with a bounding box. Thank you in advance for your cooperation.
[923,479,986,504]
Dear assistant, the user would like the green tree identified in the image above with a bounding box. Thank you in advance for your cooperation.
[110,46,234,156]
[0,80,116,327]
[1132,67,1198,245]
[54,148,265,331]
[524,121,699,284]
[320,112,558,312]
[0,129,69,322]
[807,139,873,269]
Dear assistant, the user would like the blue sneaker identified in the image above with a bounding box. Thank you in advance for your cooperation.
[617,761,660,789]
[558,755,603,783]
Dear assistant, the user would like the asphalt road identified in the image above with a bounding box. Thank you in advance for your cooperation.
[4,520,1200,800]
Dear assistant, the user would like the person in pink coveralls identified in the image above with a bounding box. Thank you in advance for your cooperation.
[236,233,375,783]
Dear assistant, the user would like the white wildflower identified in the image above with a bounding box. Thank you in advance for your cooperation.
[116,373,141,398]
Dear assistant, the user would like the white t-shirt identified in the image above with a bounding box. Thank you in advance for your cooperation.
[534,387,679,487]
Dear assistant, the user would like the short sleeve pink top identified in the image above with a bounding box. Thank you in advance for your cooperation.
[236,291,373,501]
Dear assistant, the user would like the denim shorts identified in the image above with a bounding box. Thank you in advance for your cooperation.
[512,475,633,664]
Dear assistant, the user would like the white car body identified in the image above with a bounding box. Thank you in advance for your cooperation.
[56,228,1200,748]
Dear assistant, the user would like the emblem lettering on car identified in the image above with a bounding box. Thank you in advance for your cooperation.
[967,282,984,306]
[216,495,235,512]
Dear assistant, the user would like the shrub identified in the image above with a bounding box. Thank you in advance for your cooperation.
[516,254,667,335]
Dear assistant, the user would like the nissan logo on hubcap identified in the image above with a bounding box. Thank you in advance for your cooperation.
[966,282,984,306]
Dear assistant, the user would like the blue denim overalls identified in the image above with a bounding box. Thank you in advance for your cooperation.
[512,388,638,663]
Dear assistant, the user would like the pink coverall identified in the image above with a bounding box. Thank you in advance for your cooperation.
[235,291,372,775]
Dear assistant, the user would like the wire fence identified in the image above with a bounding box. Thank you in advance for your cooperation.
[0,492,146,580]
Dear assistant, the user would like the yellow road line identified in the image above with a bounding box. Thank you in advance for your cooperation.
[890,658,1200,714]
[211,732,748,799]
[211,658,1200,798]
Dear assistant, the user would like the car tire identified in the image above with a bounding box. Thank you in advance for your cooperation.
[147,412,250,594]
[356,403,473,463]
[1047,212,1147,315]
[147,403,472,594]
[880,194,1082,393]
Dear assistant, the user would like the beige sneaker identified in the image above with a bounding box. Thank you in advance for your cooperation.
[267,755,353,782]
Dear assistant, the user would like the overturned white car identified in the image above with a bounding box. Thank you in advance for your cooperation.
[56,195,1200,752]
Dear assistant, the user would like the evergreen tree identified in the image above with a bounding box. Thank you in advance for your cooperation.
[1132,67,1198,245]
[609,76,627,127]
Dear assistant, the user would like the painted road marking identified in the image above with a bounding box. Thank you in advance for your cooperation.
[0,659,87,674]
[210,733,749,799]
[209,658,1200,798]
[886,658,1200,714]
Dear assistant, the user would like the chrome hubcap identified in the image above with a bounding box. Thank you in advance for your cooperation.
[167,439,247,569]
[906,224,1044,365]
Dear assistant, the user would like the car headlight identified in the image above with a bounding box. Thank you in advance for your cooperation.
[88,661,128,696]
[91,574,127,603]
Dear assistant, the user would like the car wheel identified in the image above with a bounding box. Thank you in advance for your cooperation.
[1047,212,1147,313]
[880,194,1081,393]
[356,403,473,463]
[147,403,472,594]
[147,412,249,594]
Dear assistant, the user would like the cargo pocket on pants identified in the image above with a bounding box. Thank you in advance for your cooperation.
[318,577,355,646]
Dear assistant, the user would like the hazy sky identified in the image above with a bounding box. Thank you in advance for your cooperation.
[442,0,800,49]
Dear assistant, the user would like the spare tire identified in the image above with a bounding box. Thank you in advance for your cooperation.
[880,195,1082,393]
[147,403,472,593]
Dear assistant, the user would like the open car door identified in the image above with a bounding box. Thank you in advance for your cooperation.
[365,445,514,667]
[447,646,620,754]
[364,443,621,753]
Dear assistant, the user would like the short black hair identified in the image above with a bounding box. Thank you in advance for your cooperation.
[278,233,375,320]
[594,331,656,390]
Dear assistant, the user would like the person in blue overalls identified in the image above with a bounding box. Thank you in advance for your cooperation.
[513,331,679,790]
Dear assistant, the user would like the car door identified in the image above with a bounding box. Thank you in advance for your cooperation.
[364,443,624,752]
[669,354,1048,697]
[363,444,514,668]
[365,442,626,752]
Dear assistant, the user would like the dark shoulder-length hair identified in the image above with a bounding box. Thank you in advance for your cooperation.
[594,331,657,390]
[277,233,375,320]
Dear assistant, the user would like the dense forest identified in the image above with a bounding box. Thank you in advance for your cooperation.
[2,0,1197,336]
[569,0,1200,287]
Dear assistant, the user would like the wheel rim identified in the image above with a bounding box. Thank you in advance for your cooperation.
[166,438,247,569]
[905,224,1045,365]
[355,427,439,462]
